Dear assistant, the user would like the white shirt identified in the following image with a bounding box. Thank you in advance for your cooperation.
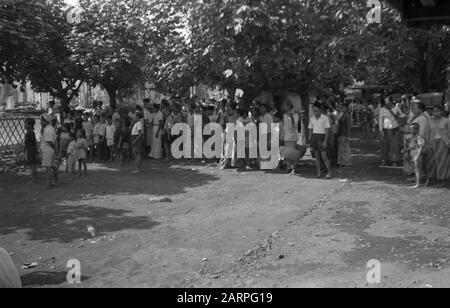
[40,125,56,152]
[98,123,107,137]
[146,112,156,124]
[106,124,116,140]
[283,113,298,142]
[380,106,403,131]
[82,121,93,138]
[132,120,143,136]
[261,113,273,124]
[309,114,331,134]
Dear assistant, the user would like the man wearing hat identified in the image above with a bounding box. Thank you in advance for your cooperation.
[40,113,59,187]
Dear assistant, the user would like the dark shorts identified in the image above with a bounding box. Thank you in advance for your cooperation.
[133,140,143,155]
[311,134,326,152]
[162,132,171,145]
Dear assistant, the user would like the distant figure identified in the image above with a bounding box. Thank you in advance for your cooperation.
[6,96,15,110]
[0,247,22,288]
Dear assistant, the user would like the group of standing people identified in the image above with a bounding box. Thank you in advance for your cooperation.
[378,96,450,188]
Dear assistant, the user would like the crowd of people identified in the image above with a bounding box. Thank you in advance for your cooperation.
[21,93,450,188]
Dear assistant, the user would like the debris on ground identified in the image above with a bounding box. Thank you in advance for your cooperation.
[87,225,96,238]
[22,262,38,270]
[149,197,173,204]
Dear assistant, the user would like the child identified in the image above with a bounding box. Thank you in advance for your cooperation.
[118,119,131,167]
[309,103,332,179]
[106,117,116,161]
[66,133,78,175]
[76,129,88,177]
[57,124,71,172]
[92,115,100,161]
[24,118,38,184]
[82,113,94,161]
[408,122,426,189]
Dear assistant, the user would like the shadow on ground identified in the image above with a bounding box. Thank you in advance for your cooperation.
[0,162,219,243]
[21,271,90,287]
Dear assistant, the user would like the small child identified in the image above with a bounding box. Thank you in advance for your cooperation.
[58,124,71,172]
[82,113,94,161]
[408,122,426,189]
[66,133,78,175]
[106,117,116,161]
[24,118,38,184]
[118,119,131,167]
[76,129,88,177]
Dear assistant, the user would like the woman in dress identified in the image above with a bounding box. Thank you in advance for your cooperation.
[404,100,431,180]
[426,105,450,187]
[149,104,163,159]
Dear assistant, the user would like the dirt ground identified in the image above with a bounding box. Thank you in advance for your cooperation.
[0,136,449,288]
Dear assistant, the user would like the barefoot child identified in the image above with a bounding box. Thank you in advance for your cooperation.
[66,133,78,175]
[24,118,38,183]
[82,113,94,161]
[118,119,131,167]
[408,122,426,189]
[76,129,88,177]
[57,124,71,172]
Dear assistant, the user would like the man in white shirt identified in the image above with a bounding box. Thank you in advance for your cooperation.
[131,111,144,174]
[40,114,59,187]
[379,98,405,165]
[309,103,332,179]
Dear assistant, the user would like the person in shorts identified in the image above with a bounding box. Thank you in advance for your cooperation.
[40,114,59,187]
[309,103,332,179]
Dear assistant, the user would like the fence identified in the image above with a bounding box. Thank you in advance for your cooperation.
[0,116,40,163]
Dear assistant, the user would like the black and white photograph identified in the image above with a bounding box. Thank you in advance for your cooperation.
[1,0,450,293]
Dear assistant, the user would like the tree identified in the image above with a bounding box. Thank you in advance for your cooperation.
[353,3,450,93]
[0,0,85,107]
[70,0,183,108]
[165,0,370,114]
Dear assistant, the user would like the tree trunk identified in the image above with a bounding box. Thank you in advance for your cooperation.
[300,91,310,144]
[241,86,260,109]
[106,87,118,110]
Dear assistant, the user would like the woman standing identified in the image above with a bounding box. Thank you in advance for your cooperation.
[427,105,450,187]
[149,104,163,159]
[404,100,431,179]
[337,103,352,167]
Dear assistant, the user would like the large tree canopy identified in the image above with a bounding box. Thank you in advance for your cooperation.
[1,0,449,109]
[160,0,373,108]
[354,3,450,93]
[1,0,84,106]
[70,0,183,108]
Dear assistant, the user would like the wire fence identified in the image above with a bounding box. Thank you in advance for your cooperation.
[0,116,40,164]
